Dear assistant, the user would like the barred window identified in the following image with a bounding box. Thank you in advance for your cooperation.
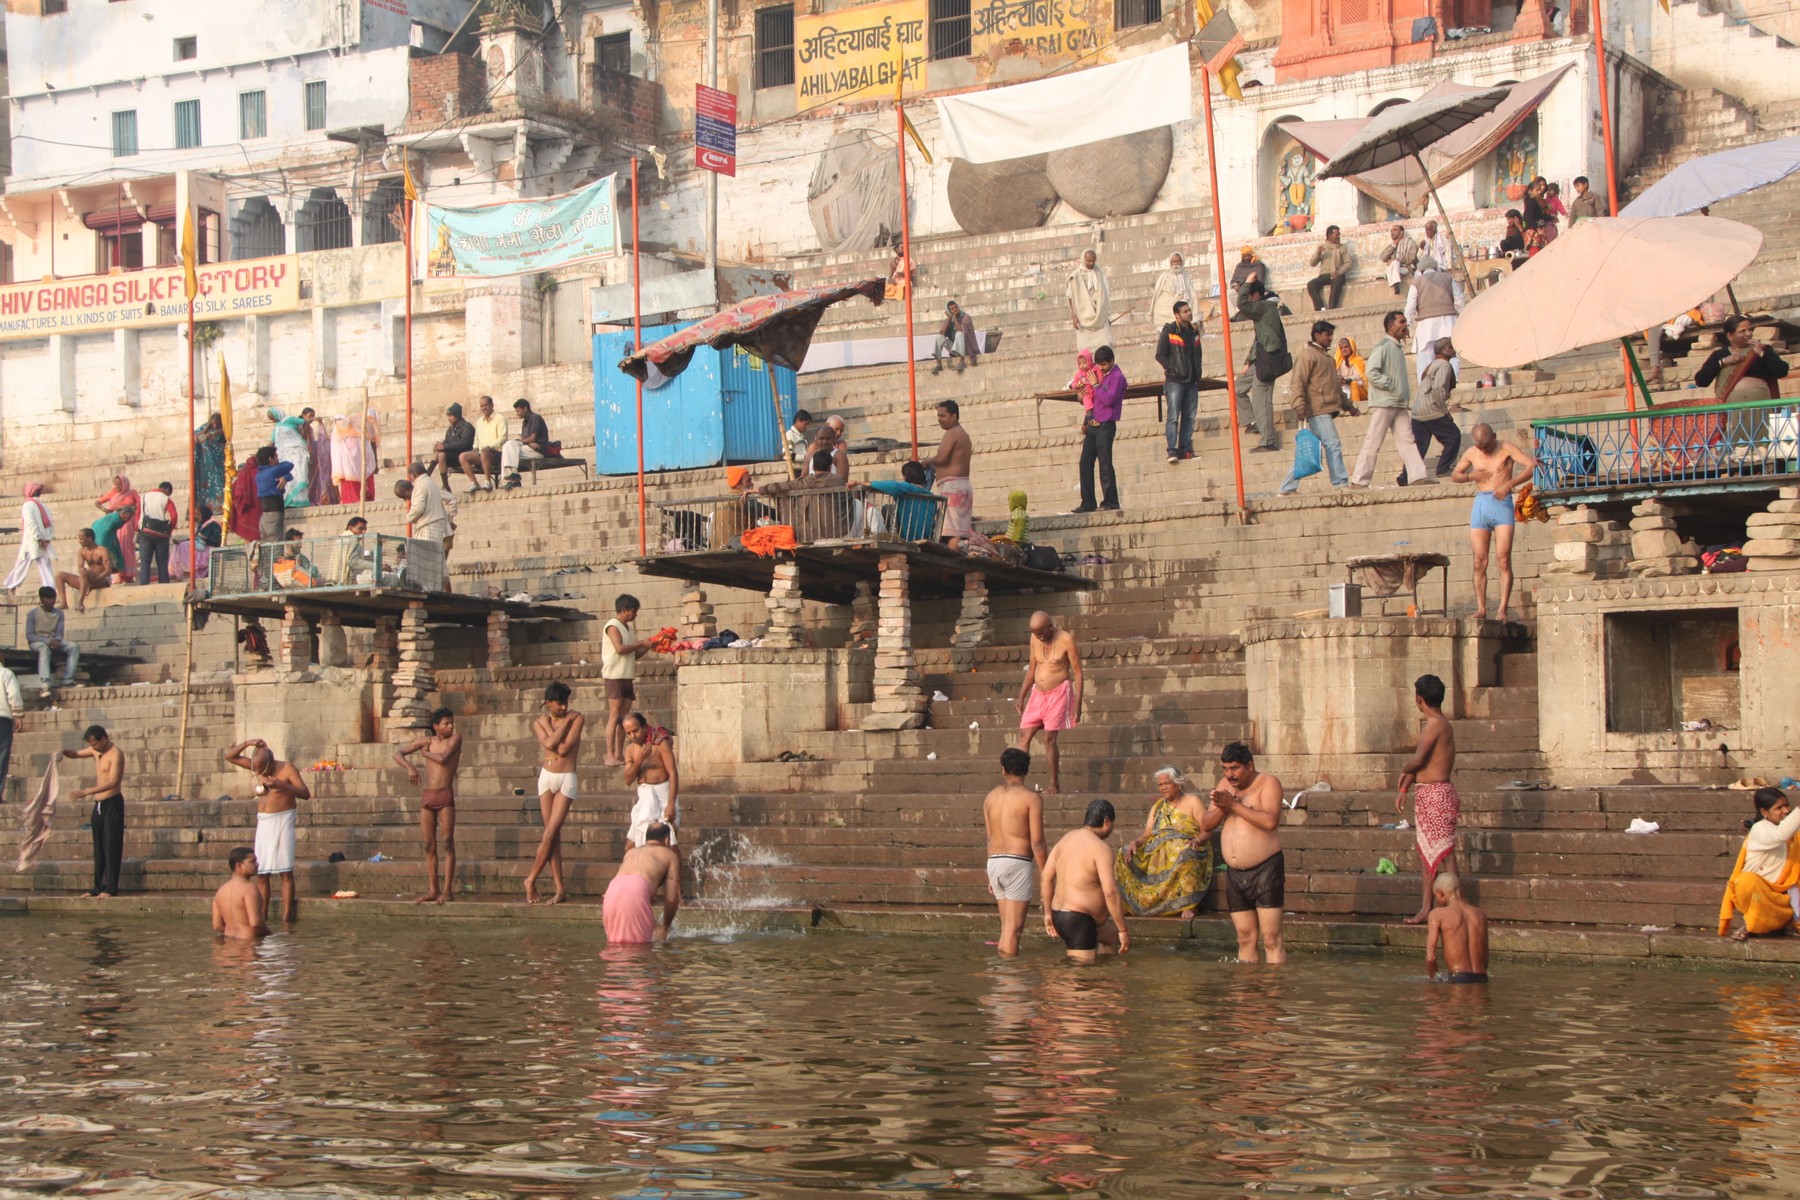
[930,0,971,60]
[240,91,267,140]
[755,6,795,90]
[174,99,201,149]
[112,110,138,157]
[1115,0,1163,28]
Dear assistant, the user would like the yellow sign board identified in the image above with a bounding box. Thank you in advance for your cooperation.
[795,0,929,105]
[0,256,302,342]
[970,0,1104,62]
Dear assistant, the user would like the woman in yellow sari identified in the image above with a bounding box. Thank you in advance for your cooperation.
[1720,787,1800,940]
[1116,766,1214,918]
[1334,337,1369,412]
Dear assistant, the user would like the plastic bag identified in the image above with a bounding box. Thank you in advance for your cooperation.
[1292,428,1323,480]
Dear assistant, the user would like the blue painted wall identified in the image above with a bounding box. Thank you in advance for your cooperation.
[594,327,798,476]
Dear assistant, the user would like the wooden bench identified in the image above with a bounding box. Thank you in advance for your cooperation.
[1344,552,1452,616]
[2,646,141,686]
[525,455,589,484]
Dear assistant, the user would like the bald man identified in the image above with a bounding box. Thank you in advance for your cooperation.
[1450,424,1537,622]
[1014,612,1082,794]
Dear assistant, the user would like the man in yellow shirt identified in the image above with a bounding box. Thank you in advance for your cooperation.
[457,395,509,492]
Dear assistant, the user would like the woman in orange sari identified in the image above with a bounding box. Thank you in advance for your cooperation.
[94,475,141,581]
[1334,337,1368,413]
[1720,787,1800,940]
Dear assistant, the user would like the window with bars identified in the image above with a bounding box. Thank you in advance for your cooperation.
[304,80,328,132]
[41,0,68,13]
[929,0,971,59]
[175,99,201,149]
[174,36,196,60]
[595,32,631,74]
[755,5,795,90]
[112,110,138,157]
[239,90,267,139]
[1114,0,1163,28]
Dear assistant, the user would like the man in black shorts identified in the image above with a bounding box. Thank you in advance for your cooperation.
[1201,741,1287,963]
[1040,798,1131,964]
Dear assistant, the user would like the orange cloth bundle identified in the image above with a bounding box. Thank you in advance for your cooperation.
[741,525,798,557]
[647,626,681,653]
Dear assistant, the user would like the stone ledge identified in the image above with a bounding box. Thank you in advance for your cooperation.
[1538,572,1800,605]
[1241,615,1526,645]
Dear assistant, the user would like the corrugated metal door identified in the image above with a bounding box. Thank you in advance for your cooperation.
[718,345,798,463]
[592,325,727,475]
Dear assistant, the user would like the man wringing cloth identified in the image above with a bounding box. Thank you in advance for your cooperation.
[1396,673,1458,925]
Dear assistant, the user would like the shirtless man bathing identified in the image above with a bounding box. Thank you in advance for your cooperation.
[1425,871,1489,983]
[603,822,683,944]
[524,681,584,904]
[1041,799,1130,964]
[57,529,112,612]
[1397,673,1458,925]
[1201,741,1287,963]
[64,725,126,898]
[1450,424,1538,622]
[983,748,1047,956]
[1015,612,1082,794]
[393,707,464,904]
[211,848,271,939]
[622,711,679,850]
[224,737,312,923]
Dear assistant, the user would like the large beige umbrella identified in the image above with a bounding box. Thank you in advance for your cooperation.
[1454,215,1764,375]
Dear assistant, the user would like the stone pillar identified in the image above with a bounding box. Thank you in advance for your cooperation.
[317,611,350,667]
[1627,499,1699,577]
[849,581,876,648]
[487,610,514,668]
[681,584,718,640]
[387,601,438,731]
[1545,505,1631,580]
[1746,485,1800,571]
[953,572,992,649]
[863,553,926,731]
[371,617,399,674]
[764,560,805,649]
[278,605,313,672]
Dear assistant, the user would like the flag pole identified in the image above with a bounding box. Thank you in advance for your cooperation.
[404,156,416,466]
[634,156,646,557]
[897,65,919,459]
[1199,65,1247,515]
[177,210,200,798]
[1587,0,1635,410]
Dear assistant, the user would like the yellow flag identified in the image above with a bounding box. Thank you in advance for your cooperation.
[218,355,237,534]
[1195,0,1246,101]
[402,152,418,203]
[901,107,933,164]
[180,210,198,302]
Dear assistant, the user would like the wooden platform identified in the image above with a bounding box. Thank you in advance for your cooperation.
[634,538,1096,605]
[0,646,140,682]
[193,587,589,628]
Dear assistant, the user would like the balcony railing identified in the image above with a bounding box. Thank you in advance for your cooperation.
[207,535,447,597]
[654,485,945,554]
[1532,397,1800,498]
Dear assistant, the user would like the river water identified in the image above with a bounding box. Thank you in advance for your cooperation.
[2,916,1798,1197]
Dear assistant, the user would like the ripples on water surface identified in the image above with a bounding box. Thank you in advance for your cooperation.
[1,918,1797,1198]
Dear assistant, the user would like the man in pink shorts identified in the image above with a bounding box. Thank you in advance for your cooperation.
[1014,611,1083,794]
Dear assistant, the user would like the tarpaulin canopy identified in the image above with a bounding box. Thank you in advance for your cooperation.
[1280,66,1573,214]
[1620,133,1800,218]
[934,43,1194,165]
[616,279,887,381]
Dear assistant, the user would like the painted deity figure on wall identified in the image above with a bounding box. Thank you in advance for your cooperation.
[1490,120,1538,207]
[1275,142,1316,234]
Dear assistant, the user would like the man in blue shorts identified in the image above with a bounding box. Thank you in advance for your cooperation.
[1451,424,1538,622]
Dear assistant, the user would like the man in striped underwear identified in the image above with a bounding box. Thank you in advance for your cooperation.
[1397,673,1458,926]
[982,748,1046,957]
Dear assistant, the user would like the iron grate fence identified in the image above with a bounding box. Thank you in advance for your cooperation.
[1533,397,1800,498]
[652,485,945,554]
[208,535,447,596]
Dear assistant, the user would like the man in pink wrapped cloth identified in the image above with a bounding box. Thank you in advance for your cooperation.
[602,822,682,945]
[1015,611,1083,794]
[1397,673,1459,925]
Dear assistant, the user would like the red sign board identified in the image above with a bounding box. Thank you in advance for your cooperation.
[695,84,738,177]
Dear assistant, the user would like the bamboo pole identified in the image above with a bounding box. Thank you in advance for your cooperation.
[897,95,919,459]
[634,157,646,556]
[1199,66,1246,516]
[768,361,795,480]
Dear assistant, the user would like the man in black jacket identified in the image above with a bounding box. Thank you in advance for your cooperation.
[1155,300,1203,464]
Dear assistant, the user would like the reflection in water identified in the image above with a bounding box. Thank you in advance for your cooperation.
[0,919,1798,1197]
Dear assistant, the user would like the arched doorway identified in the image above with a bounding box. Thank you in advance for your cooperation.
[230,197,286,260]
[1259,119,1317,236]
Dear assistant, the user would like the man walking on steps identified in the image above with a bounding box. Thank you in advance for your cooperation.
[1234,280,1288,454]
[1349,311,1429,489]
[1156,300,1203,465]
[1015,612,1083,795]
[1074,346,1125,512]
[1279,320,1349,494]
[983,748,1047,957]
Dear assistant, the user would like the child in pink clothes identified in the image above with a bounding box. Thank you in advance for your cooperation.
[1068,350,1100,412]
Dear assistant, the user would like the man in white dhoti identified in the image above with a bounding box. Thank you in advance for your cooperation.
[1066,249,1113,354]
[1148,252,1195,332]
[4,483,56,595]
[1404,257,1465,383]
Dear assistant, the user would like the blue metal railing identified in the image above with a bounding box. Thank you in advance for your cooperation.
[654,485,946,553]
[1532,396,1800,495]
[207,534,447,597]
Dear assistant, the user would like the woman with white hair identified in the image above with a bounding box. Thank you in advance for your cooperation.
[1115,765,1214,919]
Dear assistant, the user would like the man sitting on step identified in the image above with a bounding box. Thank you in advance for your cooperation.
[932,300,980,374]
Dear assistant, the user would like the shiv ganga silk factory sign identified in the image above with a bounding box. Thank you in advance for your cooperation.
[795,0,1102,106]
[0,257,301,342]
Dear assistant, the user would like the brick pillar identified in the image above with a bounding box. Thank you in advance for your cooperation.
[386,601,438,731]
[1545,505,1631,580]
[863,553,926,731]
[372,618,399,674]
[682,584,718,639]
[487,610,513,669]
[849,581,876,648]
[765,560,805,649]
[1747,485,1800,571]
[278,605,313,672]
[317,611,350,667]
[953,572,991,649]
